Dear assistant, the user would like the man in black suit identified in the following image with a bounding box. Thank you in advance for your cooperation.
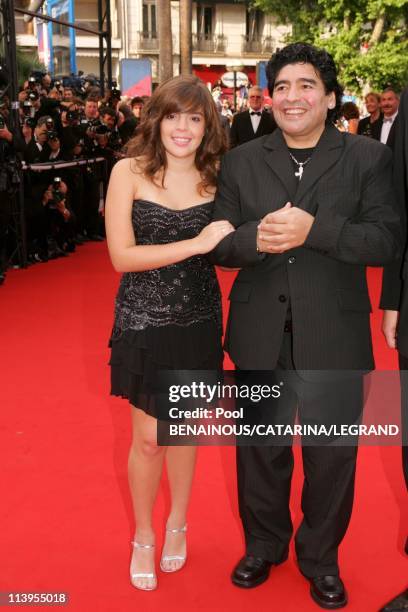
[24,116,53,261]
[211,43,402,608]
[380,87,408,612]
[380,87,400,148]
[24,116,51,164]
[230,85,276,148]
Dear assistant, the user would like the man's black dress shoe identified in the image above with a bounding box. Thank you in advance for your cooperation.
[380,589,408,611]
[231,555,272,588]
[309,575,347,609]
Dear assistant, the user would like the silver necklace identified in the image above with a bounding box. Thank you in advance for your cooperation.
[288,151,312,180]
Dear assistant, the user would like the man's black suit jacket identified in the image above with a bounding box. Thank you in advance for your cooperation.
[384,115,398,149]
[211,126,402,372]
[380,89,408,356]
[230,109,276,148]
[357,113,397,147]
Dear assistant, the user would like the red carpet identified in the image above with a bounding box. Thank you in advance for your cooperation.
[0,243,406,611]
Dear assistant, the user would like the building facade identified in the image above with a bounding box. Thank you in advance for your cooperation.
[15,0,290,88]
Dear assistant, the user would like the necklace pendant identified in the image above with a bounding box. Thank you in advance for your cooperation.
[295,164,304,180]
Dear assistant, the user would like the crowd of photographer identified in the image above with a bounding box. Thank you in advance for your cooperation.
[0,69,147,285]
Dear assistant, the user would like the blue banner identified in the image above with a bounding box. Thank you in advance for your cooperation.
[47,0,76,76]
[120,59,152,98]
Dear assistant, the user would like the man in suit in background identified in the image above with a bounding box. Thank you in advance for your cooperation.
[380,87,408,612]
[380,87,400,148]
[211,43,401,609]
[230,85,276,147]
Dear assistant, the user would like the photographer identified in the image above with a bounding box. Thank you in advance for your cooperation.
[0,95,25,285]
[41,130,63,162]
[25,75,42,98]
[22,76,54,124]
[119,96,144,144]
[19,87,41,125]
[20,80,62,136]
[79,98,107,241]
[80,98,111,153]
[131,96,144,120]
[25,115,52,163]
[39,130,79,248]
[23,115,55,262]
[40,72,52,95]
[63,86,74,103]
[83,97,99,122]
[42,177,76,255]
[19,94,38,145]
[24,74,64,135]
[37,94,63,136]
[99,105,123,161]
[101,84,123,116]
[60,132,86,243]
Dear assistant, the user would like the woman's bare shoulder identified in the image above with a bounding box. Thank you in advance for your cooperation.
[112,156,144,177]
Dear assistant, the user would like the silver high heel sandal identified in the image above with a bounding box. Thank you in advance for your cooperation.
[160,525,187,573]
[130,541,157,591]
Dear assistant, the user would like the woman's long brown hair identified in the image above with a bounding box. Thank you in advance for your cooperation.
[126,75,227,194]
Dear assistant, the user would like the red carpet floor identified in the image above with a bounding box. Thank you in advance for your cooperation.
[0,242,406,611]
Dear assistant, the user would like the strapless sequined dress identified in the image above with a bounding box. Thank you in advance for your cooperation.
[108,199,223,418]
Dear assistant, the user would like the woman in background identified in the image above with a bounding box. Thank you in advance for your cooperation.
[357,92,382,140]
[339,101,360,134]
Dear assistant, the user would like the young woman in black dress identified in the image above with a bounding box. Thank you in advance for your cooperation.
[105,75,234,591]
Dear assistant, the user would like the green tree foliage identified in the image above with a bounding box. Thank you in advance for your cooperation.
[250,0,408,93]
[16,48,46,87]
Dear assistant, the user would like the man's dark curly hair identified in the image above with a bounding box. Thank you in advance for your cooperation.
[266,42,344,124]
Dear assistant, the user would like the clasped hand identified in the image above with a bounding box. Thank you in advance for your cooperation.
[257,202,314,254]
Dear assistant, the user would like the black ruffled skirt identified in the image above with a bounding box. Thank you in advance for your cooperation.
[108,321,223,419]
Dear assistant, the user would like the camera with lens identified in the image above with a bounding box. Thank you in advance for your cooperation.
[27,90,39,102]
[77,113,91,133]
[88,119,110,135]
[66,109,79,124]
[24,117,36,128]
[67,110,77,122]
[48,176,64,208]
[28,76,38,90]
[46,130,59,141]
[111,86,121,100]
[21,100,36,128]
[94,123,110,135]
[22,100,35,116]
